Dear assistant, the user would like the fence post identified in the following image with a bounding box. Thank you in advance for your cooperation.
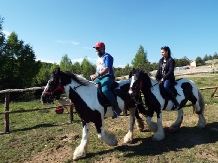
[4,92,10,133]
[70,105,73,123]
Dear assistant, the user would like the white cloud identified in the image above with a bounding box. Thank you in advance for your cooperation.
[36,59,60,64]
[71,58,84,63]
[54,40,80,45]
[117,65,126,68]
[83,47,92,49]
[70,41,79,45]
[71,57,97,64]
[2,30,11,37]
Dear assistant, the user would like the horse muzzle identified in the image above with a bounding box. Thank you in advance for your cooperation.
[129,92,138,99]
[40,93,54,104]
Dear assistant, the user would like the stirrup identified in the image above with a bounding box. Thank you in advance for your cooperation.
[112,110,121,119]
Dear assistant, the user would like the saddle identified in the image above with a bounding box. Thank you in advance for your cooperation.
[159,81,178,100]
[97,81,119,107]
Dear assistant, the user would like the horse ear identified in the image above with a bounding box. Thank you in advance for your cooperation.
[57,67,60,73]
[54,67,60,75]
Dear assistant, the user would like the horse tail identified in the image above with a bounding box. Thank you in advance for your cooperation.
[194,89,205,114]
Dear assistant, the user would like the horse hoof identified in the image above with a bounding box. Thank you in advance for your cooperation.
[152,135,164,141]
[73,154,86,161]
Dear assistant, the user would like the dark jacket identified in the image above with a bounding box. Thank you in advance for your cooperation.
[155,57,175,82]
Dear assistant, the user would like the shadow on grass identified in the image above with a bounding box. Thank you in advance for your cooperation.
[6,120,82,133]
[86,122,218,158]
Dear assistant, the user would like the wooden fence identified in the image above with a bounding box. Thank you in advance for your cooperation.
[0,87,74,134]
[0,85,218,134]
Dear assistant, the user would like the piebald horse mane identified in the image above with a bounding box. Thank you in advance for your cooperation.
[61,71,92,86]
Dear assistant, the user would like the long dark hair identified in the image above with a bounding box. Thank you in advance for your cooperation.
[161,46,171,57]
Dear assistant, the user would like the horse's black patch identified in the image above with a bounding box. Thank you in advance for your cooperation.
[181,82,197,105]
[69,87,103,126]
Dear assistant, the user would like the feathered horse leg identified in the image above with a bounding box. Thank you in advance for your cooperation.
[124,106,136,143]
[169,109,183,132]
[73,122,90,161]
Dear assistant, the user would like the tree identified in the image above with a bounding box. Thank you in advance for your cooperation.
[208,55,213,60]
[33,62,53,86]
[0,16,6,100]
[150,62,158,70]
[131,45,148,71]
[81,57,96,79]
[195,56,205,66]
[0,32,41,91]
[0,16,5,56]
[203,54,208,61]
[175,57,190,67]
[60,54,73,71]
[72,62,82,74]
[213,52,218,59]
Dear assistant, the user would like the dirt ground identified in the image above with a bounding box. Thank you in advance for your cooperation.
[24,115,218,163]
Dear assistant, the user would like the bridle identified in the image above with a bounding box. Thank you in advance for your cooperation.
[130,79,143,94]
[43,76,65,96]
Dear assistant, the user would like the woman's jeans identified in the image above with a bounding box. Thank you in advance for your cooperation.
[163,80,172,93]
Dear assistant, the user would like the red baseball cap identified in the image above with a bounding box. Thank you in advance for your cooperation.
[93,42,105,48]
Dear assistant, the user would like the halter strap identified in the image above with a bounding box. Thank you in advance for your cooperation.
[43,76,65,95]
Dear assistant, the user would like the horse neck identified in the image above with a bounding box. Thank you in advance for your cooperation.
[63,77,96,98]
[141,73,154,91]
[150,77,158,85]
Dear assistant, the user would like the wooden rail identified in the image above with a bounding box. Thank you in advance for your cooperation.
[0,87,74,134]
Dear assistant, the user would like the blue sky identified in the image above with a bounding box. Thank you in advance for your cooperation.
[1,0,217,68]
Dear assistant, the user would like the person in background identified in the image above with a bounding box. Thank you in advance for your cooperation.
[155,46,179,109]
[90,42,122,119]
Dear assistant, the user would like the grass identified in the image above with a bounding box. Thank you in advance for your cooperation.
[0,73,218,163]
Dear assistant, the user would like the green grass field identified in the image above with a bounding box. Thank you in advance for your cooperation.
[0,73,218,163]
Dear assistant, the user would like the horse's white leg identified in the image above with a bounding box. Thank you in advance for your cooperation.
[99,127,118,146]
[152,114,165,141]
[197,114,206,128]
[96,118,118,146]
[169,109,183,132]
[73,122,90,161]
[195,90,206,128]
[195,103,206,128]
[146,116,157,133]
[124,107,136,143]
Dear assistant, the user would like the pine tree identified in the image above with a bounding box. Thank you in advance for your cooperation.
[131,45,149,71]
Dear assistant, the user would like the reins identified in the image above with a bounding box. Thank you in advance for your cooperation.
[73,84,83,90]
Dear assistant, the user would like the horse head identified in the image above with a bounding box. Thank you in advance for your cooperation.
[41,67,65,104]
[129,68,143,98]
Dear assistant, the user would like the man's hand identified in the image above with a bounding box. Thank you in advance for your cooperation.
[90,74,98,80]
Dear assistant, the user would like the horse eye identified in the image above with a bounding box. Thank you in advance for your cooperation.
[49,80,54,85]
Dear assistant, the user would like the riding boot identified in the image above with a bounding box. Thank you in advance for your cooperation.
[168,91,179,109]
[109,98,122,119]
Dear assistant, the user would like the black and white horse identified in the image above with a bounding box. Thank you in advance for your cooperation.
[41,68,147,160]
[129,68,206,141]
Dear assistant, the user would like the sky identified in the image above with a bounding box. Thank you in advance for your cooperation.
[0,0,218,68]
